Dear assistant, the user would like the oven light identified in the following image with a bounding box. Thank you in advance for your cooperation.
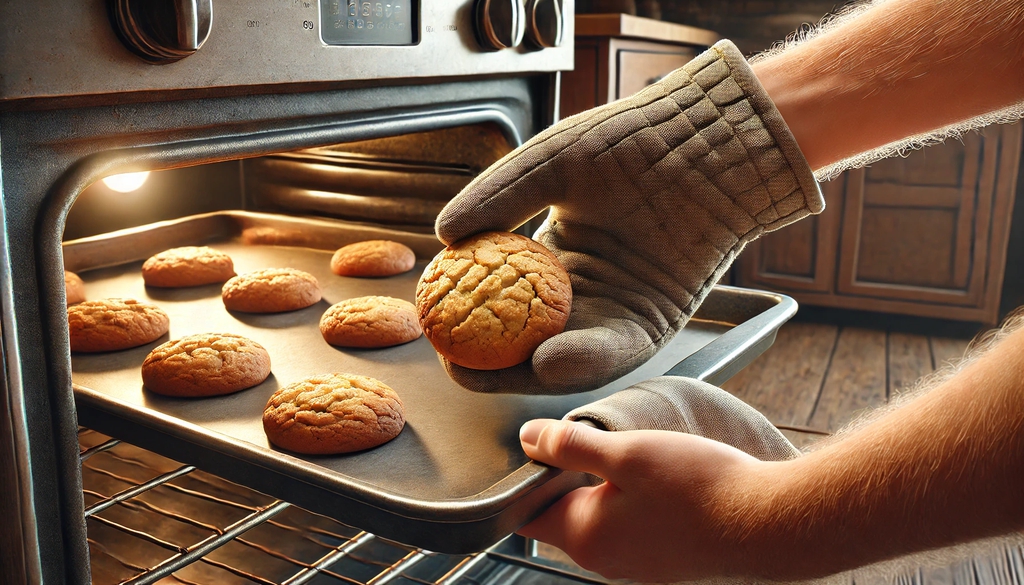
[102,171,150,192]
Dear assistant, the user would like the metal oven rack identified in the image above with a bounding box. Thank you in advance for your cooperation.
[79,428,606,585]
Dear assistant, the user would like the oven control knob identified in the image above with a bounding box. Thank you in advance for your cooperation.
[109,0,213,64]
[474,0,526,51]
[525,0,563,49]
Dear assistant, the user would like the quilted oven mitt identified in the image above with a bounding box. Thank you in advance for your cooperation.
[436,40,823,394]
[567,376,800,462]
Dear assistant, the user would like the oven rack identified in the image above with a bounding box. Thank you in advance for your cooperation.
[81,426,1024,585]
[79,428,607,585]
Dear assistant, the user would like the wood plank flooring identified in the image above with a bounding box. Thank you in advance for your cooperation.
[722,322,971,446]
[721,321,1024,585]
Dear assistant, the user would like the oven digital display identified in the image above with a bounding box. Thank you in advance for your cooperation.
[320,0,417,45]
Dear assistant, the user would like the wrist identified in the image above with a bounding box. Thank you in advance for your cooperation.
[707,40,824,229]
[751,55,840,172]
[710,458,806,580]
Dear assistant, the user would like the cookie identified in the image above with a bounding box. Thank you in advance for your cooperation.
[68,298,170,353]
[320,296,422,348]
[65,271,86,305]
[142,333,271,397]
[262,373,405,454]
[330,240,416,277]
[142,246,236,288]
[221,268,322,313]
[416,231,572,370]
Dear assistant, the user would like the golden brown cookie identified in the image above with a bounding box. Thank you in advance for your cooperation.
[68,298,170,353]
[262,373,405,454]
[416,232,572,370]
[319,296,422,348]
[330,240,416,277]
[142,333,271,397]
[221,268,322,313]
[142,246,236,288]
[65,271,86,305]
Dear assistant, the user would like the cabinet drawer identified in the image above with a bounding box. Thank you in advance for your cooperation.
[616,47,696,98]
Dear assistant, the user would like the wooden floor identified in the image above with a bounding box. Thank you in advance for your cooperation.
[722,322,973,449]
[721,321,1024,585]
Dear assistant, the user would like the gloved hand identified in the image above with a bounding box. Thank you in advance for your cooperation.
[564,375,798,461]
[436,39,823,394]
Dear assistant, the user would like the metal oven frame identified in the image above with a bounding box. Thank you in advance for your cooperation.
[0,74,559,584]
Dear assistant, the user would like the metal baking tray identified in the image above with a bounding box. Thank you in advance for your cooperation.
[67,211,797,554]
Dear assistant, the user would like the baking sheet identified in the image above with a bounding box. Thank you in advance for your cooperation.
[68,211,795,552]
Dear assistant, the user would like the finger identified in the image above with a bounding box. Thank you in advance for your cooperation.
[532,320,657,391]
[514,483,605,549]
[435,160,558,245]
[519,419,626,481]
[435,119,600,245]
[439,357,543,394]
[441,319,659,395]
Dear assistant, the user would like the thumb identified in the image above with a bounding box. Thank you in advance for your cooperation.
[519,419,623,481]
[434,170,555,245]
[434,128,580,245]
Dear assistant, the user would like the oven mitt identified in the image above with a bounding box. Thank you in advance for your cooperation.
[565,376,800,462]
[436,39,823,394]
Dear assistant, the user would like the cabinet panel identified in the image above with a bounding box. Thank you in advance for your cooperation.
[855,207,958,288]
[837,132,991,306]
[760,216,816,277]
[560,41,602,120]
[865,144,966,186]
[736,178,843,293]
[615,46,696,98]
[735,123,1020,324]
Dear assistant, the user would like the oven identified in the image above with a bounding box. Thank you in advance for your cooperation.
[1,2,795,584]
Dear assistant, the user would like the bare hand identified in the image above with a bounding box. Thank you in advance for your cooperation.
[516,419,775,583]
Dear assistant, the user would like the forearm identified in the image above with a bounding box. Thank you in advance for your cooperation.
[751,0,1024,174]
[739,327,1024,579]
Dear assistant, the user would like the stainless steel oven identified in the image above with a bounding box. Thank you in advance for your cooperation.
[1,2,790,583]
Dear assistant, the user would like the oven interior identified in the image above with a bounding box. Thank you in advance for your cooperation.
[63,118,605,584]
[64,123,522,241]
[1,2,587,581]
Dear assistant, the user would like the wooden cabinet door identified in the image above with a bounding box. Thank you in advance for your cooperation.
[736,178,843,293]
[735,124,1020,323]
[835,125,1020,322]
[560,39,604,120]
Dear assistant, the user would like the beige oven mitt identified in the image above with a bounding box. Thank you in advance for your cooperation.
[565,376,800,462]
[436,40,823,394]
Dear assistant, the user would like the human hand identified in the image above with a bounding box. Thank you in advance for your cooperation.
[436,40,822,394]
[517,420,772,582]
[515,376,799,582]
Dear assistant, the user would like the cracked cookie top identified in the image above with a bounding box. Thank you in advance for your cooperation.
[320,296,422,348]
[222,268,322,313]
[415,231,572,370]
[262,373,405,454]
[142,332,271,397]
[68,298,170,353]
[142,246,236,288]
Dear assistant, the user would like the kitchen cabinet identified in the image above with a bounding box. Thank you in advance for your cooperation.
[736,124,1023,324]
[560,14,718,119]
